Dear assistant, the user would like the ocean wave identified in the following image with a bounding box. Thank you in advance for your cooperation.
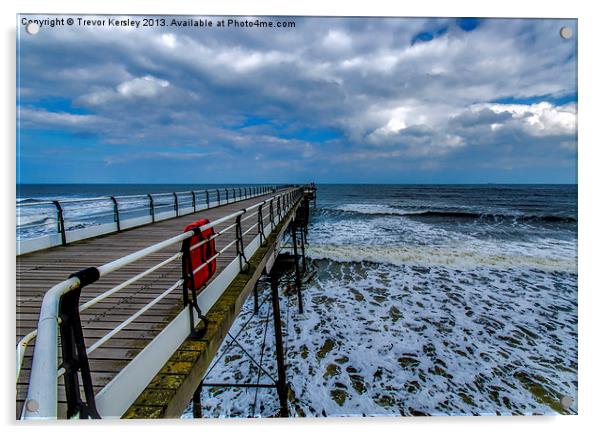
[334,203,421,216]
[407,210,577,223]
[306,243,577,273]
[16,214,55,228]
[330,204,576,223]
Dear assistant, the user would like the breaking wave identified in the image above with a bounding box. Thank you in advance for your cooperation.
[332,204,576,223]
[306,243,577,273]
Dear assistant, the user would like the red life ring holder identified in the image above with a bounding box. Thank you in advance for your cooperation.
[182,218,217,291]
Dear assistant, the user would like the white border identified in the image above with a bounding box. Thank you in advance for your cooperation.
[3,1,601,434]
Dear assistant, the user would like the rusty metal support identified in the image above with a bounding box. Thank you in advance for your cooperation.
[270,273,289,417]
[290,222,303,314]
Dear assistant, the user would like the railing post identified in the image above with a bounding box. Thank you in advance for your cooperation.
[109,196,120,232]
[191,191,196,212]
[269,199,275,229]
[239,187,242,199]
[216,189,220,205]
[206,190,210,208]
[235,214,250,272]
[60,267,102,419]
[148,194,155,223]
[173,192,179,217]
[233,188,236,202]
[52,200,67,246]
[244,187,248,199]
[258,204,266,245]
[181,235,210,340]
[225,189,229,204]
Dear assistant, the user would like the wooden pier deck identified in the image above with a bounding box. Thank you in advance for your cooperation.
[16,188,299,418]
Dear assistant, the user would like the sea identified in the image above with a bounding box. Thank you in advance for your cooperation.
[16,184,578,416]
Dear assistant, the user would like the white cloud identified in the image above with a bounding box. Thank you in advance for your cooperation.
[323,30,352,52]
[19,107,99,127]
[79,75,170,105]
[160,33,177,48]
[117,76,170,97]
[471,102,577,136]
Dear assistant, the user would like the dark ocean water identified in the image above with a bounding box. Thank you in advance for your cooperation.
[15,184,579,416]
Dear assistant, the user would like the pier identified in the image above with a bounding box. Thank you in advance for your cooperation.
[16,184,316,419]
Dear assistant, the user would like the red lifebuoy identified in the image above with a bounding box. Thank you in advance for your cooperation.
[182,218,217,291]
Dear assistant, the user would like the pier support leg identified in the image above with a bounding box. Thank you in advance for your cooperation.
[253,280,259,315]
[270,274,289,417]
[192,382,203,418]
[290,223,303,314]
[300,224,307,274]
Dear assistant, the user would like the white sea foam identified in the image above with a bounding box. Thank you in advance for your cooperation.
[336,203,420,216]
[306,215,576,273]
[184,260,577,417]
[306,243,576,273]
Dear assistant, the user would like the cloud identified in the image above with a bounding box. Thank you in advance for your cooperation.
[471,102,577,136]
[19,107,101,127]
[79,75,170,105]
[17,16,578,182]
[104,150,217,165]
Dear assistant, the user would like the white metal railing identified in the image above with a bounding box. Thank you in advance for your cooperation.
[16,185,290,255]
[18,187,304,419]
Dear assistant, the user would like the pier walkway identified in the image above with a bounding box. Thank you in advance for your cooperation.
[16,185,314,419]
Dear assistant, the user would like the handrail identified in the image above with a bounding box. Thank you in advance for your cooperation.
[17,185,285,255]
[16,185,276,207]
[19,186,305,419]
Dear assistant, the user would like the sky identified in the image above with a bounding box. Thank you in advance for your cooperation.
[17,16,577,184]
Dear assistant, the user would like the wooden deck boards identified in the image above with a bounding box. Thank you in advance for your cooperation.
[16,190,293,418]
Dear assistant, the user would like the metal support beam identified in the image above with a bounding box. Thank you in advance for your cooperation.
[290,222,304,314]
[192,386,202,418]
[300,222,307,274]
[270,273,289,417]
[253,280,260,315]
